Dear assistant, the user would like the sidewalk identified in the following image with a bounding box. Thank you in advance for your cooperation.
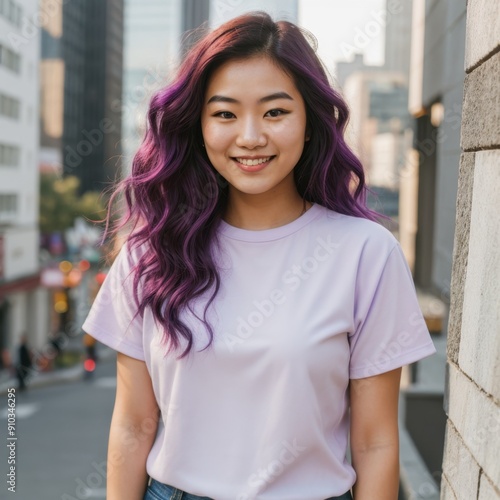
[0,345,116,396]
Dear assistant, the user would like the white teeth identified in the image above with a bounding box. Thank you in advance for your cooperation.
[235,157,272,166]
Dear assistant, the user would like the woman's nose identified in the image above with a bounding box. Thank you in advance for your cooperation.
[235,118,267,149]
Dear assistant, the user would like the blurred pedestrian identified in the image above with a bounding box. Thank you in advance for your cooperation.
[15,334,33,392]
[48,331,64,367]
[82,12,437,500]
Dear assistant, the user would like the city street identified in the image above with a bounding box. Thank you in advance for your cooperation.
[0,356,118,500]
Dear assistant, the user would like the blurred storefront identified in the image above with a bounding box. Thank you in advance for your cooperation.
[0,228,50,355]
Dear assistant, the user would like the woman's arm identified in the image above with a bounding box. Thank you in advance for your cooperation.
[349,367,402,500]
[106,352,160,500]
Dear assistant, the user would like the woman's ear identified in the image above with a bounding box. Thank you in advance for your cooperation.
[305,127,311,142]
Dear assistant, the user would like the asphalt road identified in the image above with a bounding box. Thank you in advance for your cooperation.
[0,355,118,500]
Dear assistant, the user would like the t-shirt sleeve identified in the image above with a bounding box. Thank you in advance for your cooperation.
[348,242,437,379]
[82,242,145,361]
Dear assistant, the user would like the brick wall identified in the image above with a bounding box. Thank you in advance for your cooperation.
[442,0,500,498]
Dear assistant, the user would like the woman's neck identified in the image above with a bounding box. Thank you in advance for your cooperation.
[222,195,312,230]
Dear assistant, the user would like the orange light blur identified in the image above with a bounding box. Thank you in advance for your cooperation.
[54,291,68,313]
[59,260,73,273]
[67,269,82,287]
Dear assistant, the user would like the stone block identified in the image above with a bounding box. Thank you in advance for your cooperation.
[465,0,500,71]
[461,51,500,150]
[459,150,500,401]
[441,422,480,500]
[447,153,475,364]
[447,363,500,484]
[478,473,500,500]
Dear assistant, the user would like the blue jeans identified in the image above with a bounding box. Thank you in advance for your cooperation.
[144,477,353,500]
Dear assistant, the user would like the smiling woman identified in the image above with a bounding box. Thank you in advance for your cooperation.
[200,56,310,228]
[82,11,436,500]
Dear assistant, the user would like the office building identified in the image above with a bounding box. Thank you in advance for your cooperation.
[40,0,124,194]
[122,0,181,173]
[0,0,49,362]
[394,1,467,496]
[40,0,86,175]
[79,0,124,194]
[383,0,413,80]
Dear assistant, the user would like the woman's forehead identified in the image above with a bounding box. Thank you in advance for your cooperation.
[204,56,300,101]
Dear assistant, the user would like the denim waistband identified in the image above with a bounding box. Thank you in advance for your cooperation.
[144,477,353,500]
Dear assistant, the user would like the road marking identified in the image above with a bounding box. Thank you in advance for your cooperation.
[81,488,106,498]
[94,377,116,388]
[0,403,40,419]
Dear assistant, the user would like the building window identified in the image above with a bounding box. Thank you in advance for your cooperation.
[0,0,22,27]
[0,93,20,119]
[0,194,17,220]
[0,143,20,166]
[0,43,21,73]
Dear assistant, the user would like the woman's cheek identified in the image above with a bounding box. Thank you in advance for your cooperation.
[213,128,233,148]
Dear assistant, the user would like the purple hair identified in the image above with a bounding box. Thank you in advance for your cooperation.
[107,12,383,359]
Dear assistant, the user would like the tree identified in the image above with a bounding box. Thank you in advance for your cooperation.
[39,174,106,234]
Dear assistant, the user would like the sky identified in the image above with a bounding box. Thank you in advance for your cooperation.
[298,0,386,72]
[208,0,388,74]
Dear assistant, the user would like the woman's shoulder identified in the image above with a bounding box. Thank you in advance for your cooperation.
[314,204,399,256]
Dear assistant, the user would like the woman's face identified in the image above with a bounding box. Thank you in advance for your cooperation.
[200,56,309,198]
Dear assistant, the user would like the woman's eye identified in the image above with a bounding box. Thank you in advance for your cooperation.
[265,109,288,117]
[214,111,235,119]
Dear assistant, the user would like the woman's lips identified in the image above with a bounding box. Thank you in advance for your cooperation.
[232,156,275,172]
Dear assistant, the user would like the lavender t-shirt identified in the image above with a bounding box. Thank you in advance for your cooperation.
[82,203,436,500]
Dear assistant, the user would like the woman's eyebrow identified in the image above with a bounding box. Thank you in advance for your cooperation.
[206,91,294,105]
